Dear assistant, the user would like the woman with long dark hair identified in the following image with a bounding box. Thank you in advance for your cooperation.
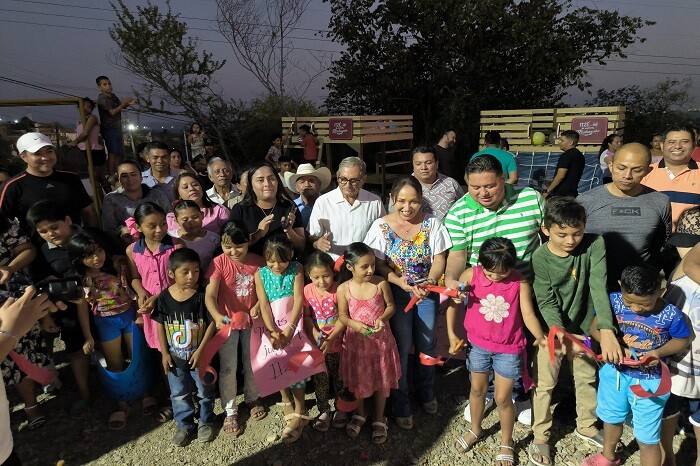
[598,134,622,184]
[364,176,451,430]
[229,161,305,256]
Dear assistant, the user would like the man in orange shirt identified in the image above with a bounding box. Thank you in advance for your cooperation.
[642,125,700,230]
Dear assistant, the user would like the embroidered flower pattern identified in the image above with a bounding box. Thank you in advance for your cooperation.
[479,294,510,323]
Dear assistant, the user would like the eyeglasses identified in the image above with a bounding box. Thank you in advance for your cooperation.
[337,176,363,186]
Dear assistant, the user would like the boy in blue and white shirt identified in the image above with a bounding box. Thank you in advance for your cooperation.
[584,265,690,466]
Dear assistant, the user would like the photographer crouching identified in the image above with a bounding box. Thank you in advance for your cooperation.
[0,287,57,465]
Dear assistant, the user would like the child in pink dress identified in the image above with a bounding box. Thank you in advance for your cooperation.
[303,251,355,431]
[338,242,401,445]
[446,237,546,464]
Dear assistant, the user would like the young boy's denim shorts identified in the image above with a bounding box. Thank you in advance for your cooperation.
[94,306,136,342]
[596,363,670,444]
[467,343,522,381]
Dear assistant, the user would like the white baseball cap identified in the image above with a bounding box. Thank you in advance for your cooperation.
[16,132,54,154]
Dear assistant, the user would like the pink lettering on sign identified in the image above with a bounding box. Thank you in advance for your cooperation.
[250,296,326,397]
[328,118,353,140]
[571,117,609,144]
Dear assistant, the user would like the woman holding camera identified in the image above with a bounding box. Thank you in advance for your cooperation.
[0,213,53,431]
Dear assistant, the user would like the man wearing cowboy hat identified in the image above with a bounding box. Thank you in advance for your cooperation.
[284,163,332,229]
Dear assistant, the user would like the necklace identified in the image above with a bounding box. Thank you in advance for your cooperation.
[395,216,418,234]
[258,204,274,216]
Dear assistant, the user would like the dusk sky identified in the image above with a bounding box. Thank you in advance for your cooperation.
[0,0,698,130]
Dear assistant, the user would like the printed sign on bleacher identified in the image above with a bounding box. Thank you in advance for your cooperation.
[571,117,608,144]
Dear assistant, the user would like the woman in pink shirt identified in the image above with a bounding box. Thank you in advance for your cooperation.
[166,173,229,234]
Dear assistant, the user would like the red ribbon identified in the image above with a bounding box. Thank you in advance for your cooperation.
[287,348,325,373]
[418,352,445,366]
[547,326,671,398]
[124,217,140,239]
[198,323,232,384]
[9,350,54,386]
[404,285,460,313]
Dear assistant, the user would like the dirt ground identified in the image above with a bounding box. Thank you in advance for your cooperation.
[7,352,697,466]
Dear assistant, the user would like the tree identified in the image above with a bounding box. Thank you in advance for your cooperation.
[109,0,246,160]
[587,78,697,144]
[214,0,329,115]
[323,0,653,144]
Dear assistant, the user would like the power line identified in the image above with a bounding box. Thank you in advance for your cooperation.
[580,0,700,10]
[628,52,700,60]
[608,59,700,67]
[586,68,700,76]
[0,7,335,41]
[8,0,333,32]
[0,18,341,54]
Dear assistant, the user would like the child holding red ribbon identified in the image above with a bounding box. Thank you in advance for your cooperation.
[337,242,401,445]
[530,197,621,466]
[204,221,266,437]
[254,235,313,443]
[446,237,546,465]
[302,251,355,431]
[582,265,690,466]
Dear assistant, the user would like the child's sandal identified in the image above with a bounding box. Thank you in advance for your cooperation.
[332,410,349,428]
[580,452,621,466]
[454,429,482,453]
[495,445,515,466]
[223,414,241,437]
[281,413,311,444]
[345,414,366,438]
[371,420,388,445]
[313,411,332,432]
[24,404,46,430]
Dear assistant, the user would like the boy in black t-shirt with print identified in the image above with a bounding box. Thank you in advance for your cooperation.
[153,248,215,446]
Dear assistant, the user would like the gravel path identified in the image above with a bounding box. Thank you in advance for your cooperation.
[8,360,697,466]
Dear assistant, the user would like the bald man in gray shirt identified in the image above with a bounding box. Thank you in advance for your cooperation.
[578,143,671,290]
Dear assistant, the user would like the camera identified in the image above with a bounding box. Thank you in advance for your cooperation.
[0,275,81,302]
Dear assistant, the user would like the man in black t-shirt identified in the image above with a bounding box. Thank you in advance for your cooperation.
[434,129,458,181]
[0,132,99,235]
[545,130,585,198]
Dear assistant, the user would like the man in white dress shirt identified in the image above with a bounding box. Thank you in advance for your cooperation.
[308,157,386,260]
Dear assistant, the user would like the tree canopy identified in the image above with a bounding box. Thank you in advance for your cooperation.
[109,0,243,159]
[324,0,653,143]
[587,78,697,144]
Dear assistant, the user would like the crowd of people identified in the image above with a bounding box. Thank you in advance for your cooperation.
[0,99,700,466]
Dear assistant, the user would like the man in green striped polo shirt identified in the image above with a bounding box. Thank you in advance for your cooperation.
[444,154,544,425]
[444,154,544,285]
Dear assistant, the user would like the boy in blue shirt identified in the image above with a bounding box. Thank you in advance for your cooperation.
[585,265,691,466]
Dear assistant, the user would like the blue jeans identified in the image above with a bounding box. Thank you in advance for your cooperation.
[389,285,438,418]
[167,361,215,431]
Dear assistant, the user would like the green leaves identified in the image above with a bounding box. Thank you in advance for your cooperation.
[324,0,651,143]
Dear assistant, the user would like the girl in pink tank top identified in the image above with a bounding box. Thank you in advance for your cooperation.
[446,237,546,463]
[125,202,184,350]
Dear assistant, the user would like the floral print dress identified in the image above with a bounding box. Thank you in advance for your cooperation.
[0,219,52,386]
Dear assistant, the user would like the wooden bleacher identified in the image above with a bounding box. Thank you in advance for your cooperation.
[479,106,625,152]
[281,116,413,198]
